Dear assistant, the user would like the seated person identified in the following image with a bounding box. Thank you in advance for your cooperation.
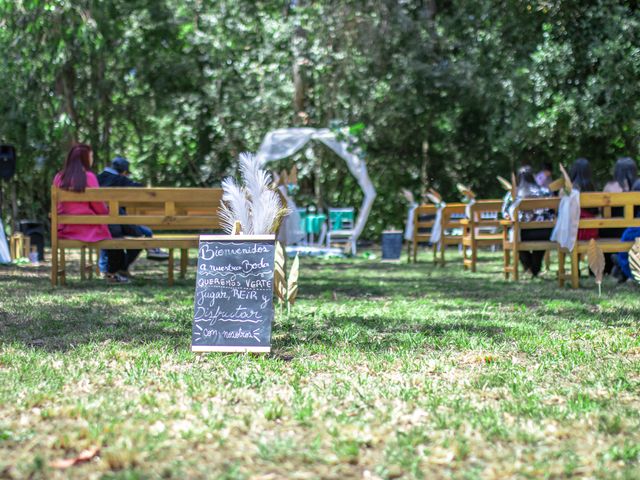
[535,162,553,189]
[53,144,129,284]
[97,157,168,275]
[569,157,598,241]
[502,165,555,277]
[612,179,640,283]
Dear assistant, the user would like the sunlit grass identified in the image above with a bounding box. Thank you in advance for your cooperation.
[1,250,639,479]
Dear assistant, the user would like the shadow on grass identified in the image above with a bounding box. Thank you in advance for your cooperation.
[1,253,638,354]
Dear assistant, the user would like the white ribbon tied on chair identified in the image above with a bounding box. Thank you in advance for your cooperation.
[404,203,418,241]
[464,198,477,220]
[505,197,522,243]
[551,189,580,252]
[0,219,11,264]
[430,202,447,250]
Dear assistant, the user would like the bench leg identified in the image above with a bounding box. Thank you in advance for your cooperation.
[60,248,66,286]
[558,250,565,287]
[180,249,188,279]
[88,248,94,280]
[571,249,580,289]
[168,249,174,286]
[462,239,469,270]
[544,250,551,271]
[471,241,477,273]
[503,246,510,280]
[513,249,519,281]
[80,247,86,281]
[51,246,58,287]
[440,244,445,267]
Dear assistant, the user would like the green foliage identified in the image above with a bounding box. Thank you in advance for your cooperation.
[1,1,640,237]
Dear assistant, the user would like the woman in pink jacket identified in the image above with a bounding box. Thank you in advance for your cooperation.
[53,144,129,284]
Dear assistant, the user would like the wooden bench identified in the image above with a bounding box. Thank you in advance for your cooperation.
[437,203,466,266]
[501,197,560,281]
[51,187,223,286]
[408,203,438,263]
[460,199,503,272]
[409,203,466,265]
[558,192,640,288]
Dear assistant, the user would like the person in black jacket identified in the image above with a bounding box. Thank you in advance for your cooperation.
[97,157,168,276]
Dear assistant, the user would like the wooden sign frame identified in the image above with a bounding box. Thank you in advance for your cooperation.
[192,233,276,353]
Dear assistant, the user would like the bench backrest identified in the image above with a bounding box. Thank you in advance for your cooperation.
[442,203,466,232]
[413,204,438,238]
[51,187,224,231]
[511,197,560,230]
[467,199,503,227]
[578,192,640,230]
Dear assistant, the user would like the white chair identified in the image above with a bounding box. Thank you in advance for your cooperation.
[326,208,356,255]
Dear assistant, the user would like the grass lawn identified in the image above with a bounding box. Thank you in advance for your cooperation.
[1,250,639,479]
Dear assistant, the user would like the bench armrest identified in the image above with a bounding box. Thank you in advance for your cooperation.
[499,219,512,226]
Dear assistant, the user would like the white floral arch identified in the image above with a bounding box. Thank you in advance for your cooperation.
[255,128,376,242]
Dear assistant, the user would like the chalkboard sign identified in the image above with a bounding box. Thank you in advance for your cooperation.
[192,234,276,353]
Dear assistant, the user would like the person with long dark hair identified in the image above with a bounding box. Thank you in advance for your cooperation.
[569,157,598,241]
[602,157,638,273]
[604,157,638,193]
[52,144,129,284]
[502,165,555,277]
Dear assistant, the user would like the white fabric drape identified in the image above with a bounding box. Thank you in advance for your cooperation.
[404,203,418,241]
[551,189,580,252]
[0,219,11,263]
[256,128,376,244]
[430,202,447,250]
[276,185,305,246]
[507,197,522,243]
[464,198,476,220]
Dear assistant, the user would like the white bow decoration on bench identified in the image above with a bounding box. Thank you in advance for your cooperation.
[550,164,580,252]
[423,189,446,250]
[0,218,11,264]
[507,197,522,243]
[430,201,447,251]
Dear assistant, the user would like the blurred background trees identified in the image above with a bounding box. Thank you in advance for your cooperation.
[1,0,639,237]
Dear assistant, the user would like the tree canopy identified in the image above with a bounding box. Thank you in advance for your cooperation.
[1,0,639,237]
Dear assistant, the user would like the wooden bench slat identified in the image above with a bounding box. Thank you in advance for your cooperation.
[575,219,640,229]
[59,238,201,249]
[57,187,224,202]
[58,215,222,227]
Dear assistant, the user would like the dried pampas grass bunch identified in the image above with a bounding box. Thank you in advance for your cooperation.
[220,153,289,235]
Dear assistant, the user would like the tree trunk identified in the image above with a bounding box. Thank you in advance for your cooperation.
[10,179,18,232]
[59,63,80,145]
[420,140,430,200]
[291,1,309,124]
